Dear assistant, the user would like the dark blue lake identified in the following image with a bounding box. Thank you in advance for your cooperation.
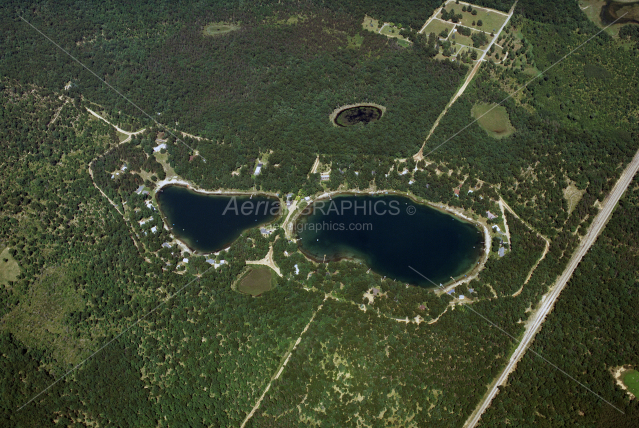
[156,185,280,253]
[296,194,484,287]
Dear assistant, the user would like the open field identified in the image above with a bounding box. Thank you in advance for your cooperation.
[471,102,515,139]
[0,247,20,286]
[563,182,586,214]
[203,22,240,36]
[363,15,411,45]
[422,19,456,37]
[238,266,274,296]
[451,32,477,48]
[624,370,639,396]
[443,1,508,32]
[362,15,380,32]
[380,23,412,44]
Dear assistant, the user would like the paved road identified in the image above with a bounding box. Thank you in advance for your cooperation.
[464,147,639,427]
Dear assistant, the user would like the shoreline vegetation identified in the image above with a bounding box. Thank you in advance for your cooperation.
[328,102,387,127]
[152,174,491,291]
[287,189,491,292]
[154,180,282,255]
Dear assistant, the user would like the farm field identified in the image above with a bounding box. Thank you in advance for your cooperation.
[471,102,515,139]
[238,266,275,296]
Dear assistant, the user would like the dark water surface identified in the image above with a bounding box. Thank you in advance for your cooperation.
[156,185,280,253]
[601,1,639,24]
[335,106,383,127]
[296,195,483,288]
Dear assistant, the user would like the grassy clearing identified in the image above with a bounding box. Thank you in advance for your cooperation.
[238,266,274,296]
[347,33,364,48]
[154,151,177,178]
[486,43,503,61]
[458,45,483,58]
[471,102,515,139]
[563,182,586,214]
[363,15,411,45]
[623,370,639,397]
[1,267,88,366]
[362,16,380,32]
[451,32,476,48]
[117,131,128,142]
[444,1,508,32]
[203,22,240,37]
[0,247,20,286]
[422,19,456,38]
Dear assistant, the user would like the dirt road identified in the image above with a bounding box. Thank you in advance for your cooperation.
[86,108,146,143]
[415,1,517,161]
[464,147,639,427]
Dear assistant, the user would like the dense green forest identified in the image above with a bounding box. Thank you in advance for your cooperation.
[478,176,639,428]
[1,0,639,425]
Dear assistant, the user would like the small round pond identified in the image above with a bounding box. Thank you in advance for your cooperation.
[334,105,383,127]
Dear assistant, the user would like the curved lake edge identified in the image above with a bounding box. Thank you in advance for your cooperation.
[329,103,387,127]
[154,179,283,255]
[286,189,491,293]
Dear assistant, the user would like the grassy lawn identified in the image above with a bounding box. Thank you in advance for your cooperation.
[623,370,639,397]
[380,23,409,41]
[203,22,241,37]
[422,19,456,38]
[457,45,483,58]
[362,16,380,32]
[471,102,516,139]
[154,151,177,178]
[486,43,503,61]
[451,32,476,48]
[448,1,508,32]
[0,247,20,286]
[238,266,274,296]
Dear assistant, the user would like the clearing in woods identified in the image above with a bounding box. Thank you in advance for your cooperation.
[203,22,240,36]
[442,0,508,32]
[623,370,639,397]
[0,267,87,367]
[422,19,456,37]
[238,266,275,296]
[363,16,411,45]
[563,182,586,214]
[362,16,380,32]
[0,247,20,286]
[471,102,515,139]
